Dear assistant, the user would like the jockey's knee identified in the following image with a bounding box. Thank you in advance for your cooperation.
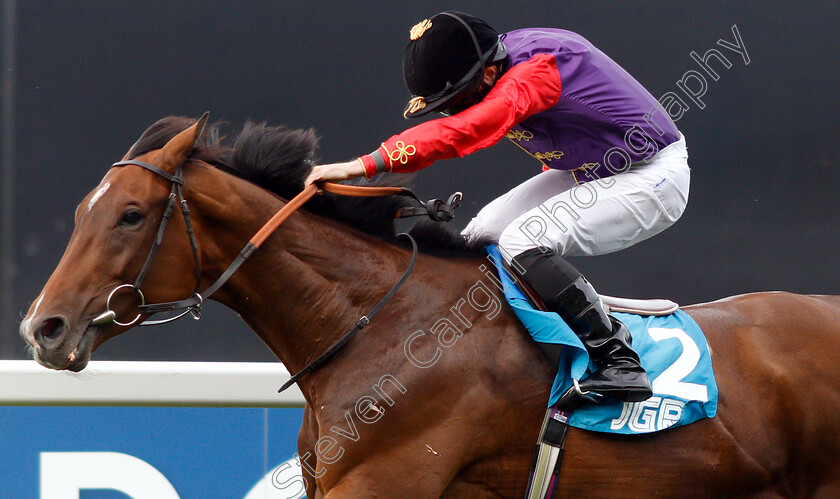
[461,215,495,245]
[499,222,555,263]
[460,200,514,245]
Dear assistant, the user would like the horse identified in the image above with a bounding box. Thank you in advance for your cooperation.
[19,115,840,498]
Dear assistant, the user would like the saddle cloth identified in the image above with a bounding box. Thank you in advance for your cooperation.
[486,246,718,435]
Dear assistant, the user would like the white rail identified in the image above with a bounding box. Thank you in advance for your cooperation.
[0,360,306,407]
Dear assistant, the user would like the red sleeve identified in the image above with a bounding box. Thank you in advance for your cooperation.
[359,53,562,174]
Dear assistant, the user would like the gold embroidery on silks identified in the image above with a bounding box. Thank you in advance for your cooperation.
[504,136,548,169]
[404,96,427,117]
[389,141,417,165]
[505,129,534,142]
[534,151,565,161]
[410,19,433,40]
[572,163,602,184]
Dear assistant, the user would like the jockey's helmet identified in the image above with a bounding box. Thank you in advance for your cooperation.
[402,11,507,118]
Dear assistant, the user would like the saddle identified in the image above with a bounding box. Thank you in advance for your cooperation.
[503,259,679,317]
[601,295,679,316]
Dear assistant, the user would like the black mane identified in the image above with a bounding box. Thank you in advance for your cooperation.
[127,116,486,256]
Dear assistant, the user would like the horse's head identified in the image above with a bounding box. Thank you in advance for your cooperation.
[20,115,210,371]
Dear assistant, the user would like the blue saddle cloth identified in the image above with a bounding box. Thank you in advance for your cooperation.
[486,246,718,435]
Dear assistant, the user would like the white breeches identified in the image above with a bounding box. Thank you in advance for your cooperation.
[461,135,690,262]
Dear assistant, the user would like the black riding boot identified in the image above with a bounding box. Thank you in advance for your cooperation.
[511,247,652,410]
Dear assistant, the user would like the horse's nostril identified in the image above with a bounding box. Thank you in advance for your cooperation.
[35,317,67,344]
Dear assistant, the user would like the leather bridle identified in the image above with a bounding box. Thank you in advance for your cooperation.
[91,158,462,329]
[91,159,203,327]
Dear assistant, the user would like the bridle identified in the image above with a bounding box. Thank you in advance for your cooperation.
[91,157,462,330]
[89,156,463,389]
[91,159,203,326]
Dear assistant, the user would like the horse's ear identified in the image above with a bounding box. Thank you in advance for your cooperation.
[159,112,210,172]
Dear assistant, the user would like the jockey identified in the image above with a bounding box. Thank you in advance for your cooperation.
[305,11,690,409]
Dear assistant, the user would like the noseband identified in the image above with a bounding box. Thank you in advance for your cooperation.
[92,158,462,328]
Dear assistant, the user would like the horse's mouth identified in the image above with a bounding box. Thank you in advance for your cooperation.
[67,323,101,371]
[38,322,101,372]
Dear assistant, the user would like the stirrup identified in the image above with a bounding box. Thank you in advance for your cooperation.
[555,379,606,412]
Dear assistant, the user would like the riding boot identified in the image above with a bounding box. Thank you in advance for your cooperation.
[510,247,653,410]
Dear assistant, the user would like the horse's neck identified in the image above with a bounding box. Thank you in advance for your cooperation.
[189,168,412,389]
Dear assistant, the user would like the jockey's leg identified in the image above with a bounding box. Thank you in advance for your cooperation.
[498,137,690,408]
[461,167,578,245]
[498,136,689,258]
[460,169,581,370]
[510,246,652,408]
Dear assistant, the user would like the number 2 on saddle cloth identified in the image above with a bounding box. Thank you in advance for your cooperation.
[485,245,718,433]
[485,246,719,498]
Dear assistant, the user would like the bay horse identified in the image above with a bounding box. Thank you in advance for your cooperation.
[19,115,840,497]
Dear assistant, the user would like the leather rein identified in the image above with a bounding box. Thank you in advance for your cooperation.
[90,159,460,387]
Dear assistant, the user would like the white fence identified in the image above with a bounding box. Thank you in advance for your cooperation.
[0,360,307,407]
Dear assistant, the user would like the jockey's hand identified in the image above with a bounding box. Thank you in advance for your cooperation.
[304,161,366,189]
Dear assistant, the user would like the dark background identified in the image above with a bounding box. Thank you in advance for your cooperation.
[2,1,839,361]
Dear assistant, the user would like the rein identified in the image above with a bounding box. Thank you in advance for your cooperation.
[278,232,417,394]
[91,158,460,385]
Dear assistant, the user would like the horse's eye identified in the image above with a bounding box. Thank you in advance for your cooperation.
[119,209,144,226]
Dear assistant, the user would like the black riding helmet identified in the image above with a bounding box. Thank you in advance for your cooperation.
[402,12,507,118]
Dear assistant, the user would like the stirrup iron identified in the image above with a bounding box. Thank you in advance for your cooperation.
[556,379,606,411]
